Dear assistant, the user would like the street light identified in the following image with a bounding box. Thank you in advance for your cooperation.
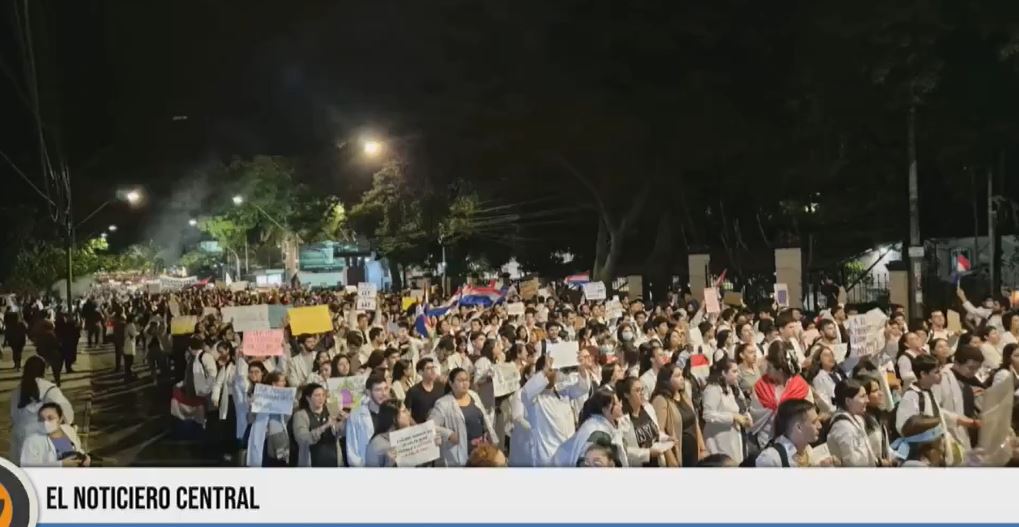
[188,218,198,227]
[232,195,244,206]
[108,224,118,232]
[125,190,141,204]
[64,188,144,306]
[362,139,383,157]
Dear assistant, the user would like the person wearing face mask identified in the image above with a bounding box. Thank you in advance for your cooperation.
[21,403,90,467]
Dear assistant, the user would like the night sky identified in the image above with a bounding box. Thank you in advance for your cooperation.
[3,1,1019,273]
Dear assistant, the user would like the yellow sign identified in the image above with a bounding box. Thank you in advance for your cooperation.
[288,305,333,334]
[170,316,198,335]
[401,297,416,311]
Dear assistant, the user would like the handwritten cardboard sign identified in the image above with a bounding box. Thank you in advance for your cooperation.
[251,384,296,416]
[327,374,368,409]
[493,363,522,397]
[582,282,607,301]
[547,341,580,369]
[506,302,525,316]
[243,329,285,357]
[389,421,440,467]
[704,288,720,314]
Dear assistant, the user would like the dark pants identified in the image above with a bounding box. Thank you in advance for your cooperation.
[48,357,63,385]
[61,343,77,372]
[207,402,238,464]
[113,341,124,371]
[9,343,24,369]
[123,354,136,381]
[86,323,101,347]
[148,348,169,381]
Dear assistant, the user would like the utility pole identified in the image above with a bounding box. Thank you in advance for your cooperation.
[907,104,924,320]
[989,167,996,298]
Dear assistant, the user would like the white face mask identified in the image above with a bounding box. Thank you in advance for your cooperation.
[42,420,60,434]
[621,331,634,342]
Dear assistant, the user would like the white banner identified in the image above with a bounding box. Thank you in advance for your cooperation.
[159,275,197,291]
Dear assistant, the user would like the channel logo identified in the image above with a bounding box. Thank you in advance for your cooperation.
[0,457,36,527]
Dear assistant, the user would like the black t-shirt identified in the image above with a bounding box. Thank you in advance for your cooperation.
[460,399,486,449]
[632,407,659,449]
[406,382,444,424]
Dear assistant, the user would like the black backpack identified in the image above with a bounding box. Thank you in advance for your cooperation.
[888,388,928,442]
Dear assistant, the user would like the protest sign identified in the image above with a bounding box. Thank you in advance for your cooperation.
[520,278,540,300]
[723,292,743,306]
[243,329,285,356]
[170,316,197,335]
[547,341,580,369]
[288,305,332,334]
[703,287,720,314]
[947,309,963,333]
[159,275,197,291]
[229,281,249,292]
[493,363,522,397]
[582,282,606,301]
[251,384,296,416]
[222,304,271,332]
[344,285,357,295]
[401,297,416,311]
[202,306,219,318]
[834,343,849,363]
[979,376,1015,466]
[774,283,789,308]
[146,282,162,294]
[357,282,378,299]
[506,302,525,316]
[356,297,378,311]
[267,304,289,329]
[605,298,624,319]
[327,374,368,409]
[847,309,887,357]
[389,421,440,467]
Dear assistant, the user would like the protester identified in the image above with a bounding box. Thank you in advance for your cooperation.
[521,356,591,466]
[20,403,90,467]
[755,399,825,467]
[430,367,498,467]
[826,379,882,467]
[553,387,627,466]
[702,357,751,464]
[9,356,74,465]
[345,371,390,467]
[292,383,346,467]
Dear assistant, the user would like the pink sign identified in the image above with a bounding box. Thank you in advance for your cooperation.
[243,329,285,357]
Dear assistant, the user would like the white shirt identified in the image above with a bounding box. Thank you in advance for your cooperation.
[755,436,812,467]
[894,385,942,434]
[521,372,590,467]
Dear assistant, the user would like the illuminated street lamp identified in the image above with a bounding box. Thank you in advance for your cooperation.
[362,139,383,157]
[108,224,118,232]
[188,218,198,227]
[232,195,244,205]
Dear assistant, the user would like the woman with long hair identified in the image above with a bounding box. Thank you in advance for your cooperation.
[293,383,346,467]
[735,342,762,398]
[826,379,885,467]
[616,376,671,466]
[650,363,705,467]
[990,343,1019,432]
[9,355,74,464]
[702,357,752,464]
[805,345,841,416]
[749,341,813,448]
[364,400,414,467]
[244,372,291,467]
[20,403,89,467]
[552,387,627,467]
[429,367,498,467]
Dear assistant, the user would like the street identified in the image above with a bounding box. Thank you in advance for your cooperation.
[0,339,223,466]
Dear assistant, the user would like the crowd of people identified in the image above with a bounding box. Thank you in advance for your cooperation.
[5,278,1019,468]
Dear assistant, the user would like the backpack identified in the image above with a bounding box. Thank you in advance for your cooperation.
[184,350,212,399]
[816,412,853,445]
[743,440,790,467]
[888,388,927,442]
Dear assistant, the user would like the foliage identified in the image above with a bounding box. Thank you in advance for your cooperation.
[3,237,163,292]
[179,249,222,278]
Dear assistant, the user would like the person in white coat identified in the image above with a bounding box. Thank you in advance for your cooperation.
[826,379,882,467]
[244,371,291,467]
[345,371,391,467]
[429,367,499,467]
[702,357,752,464]
[233,358,267,459]
[933,345,984,453]
[20,402,90,467]
[552,387,627,467]
[521,356,592,466]
[10,356,74,464]
[287,334,320,389]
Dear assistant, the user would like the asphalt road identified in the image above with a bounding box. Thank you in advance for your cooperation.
[0,338,225,466]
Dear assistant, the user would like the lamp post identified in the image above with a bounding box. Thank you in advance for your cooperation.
[65,188,143,306]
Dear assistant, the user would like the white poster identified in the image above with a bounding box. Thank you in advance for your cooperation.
[357,282,378,299]
[251,384,297,416]
[493,363,522,397]
[547,341,580,369]
[774,283,789,308]
[582,282,606,301]
[506,302,525,316]
[356,297,378,311]
[229,281,249,292]
[222,304,271,332]
[605,298,624,320]
[389,421,440,467]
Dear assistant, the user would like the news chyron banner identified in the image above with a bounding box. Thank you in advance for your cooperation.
[5,464,1019,525]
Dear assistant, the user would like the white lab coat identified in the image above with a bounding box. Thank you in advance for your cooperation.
[639,368,657,403]
[287,351,317,389]
[701,384,746,463]
[9,379,74,464]
[20,424,83,467]
[826,411,878,467]
[811,370,837,415]
[211,363,236,420]
[933,365,972,451]
[429,390,499,467]
[245,412,288,467]
[894,385,959,466]
[552,414,627,467]
[502,389,533,467]
[344,399,376,467]
[521,371,590,467]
